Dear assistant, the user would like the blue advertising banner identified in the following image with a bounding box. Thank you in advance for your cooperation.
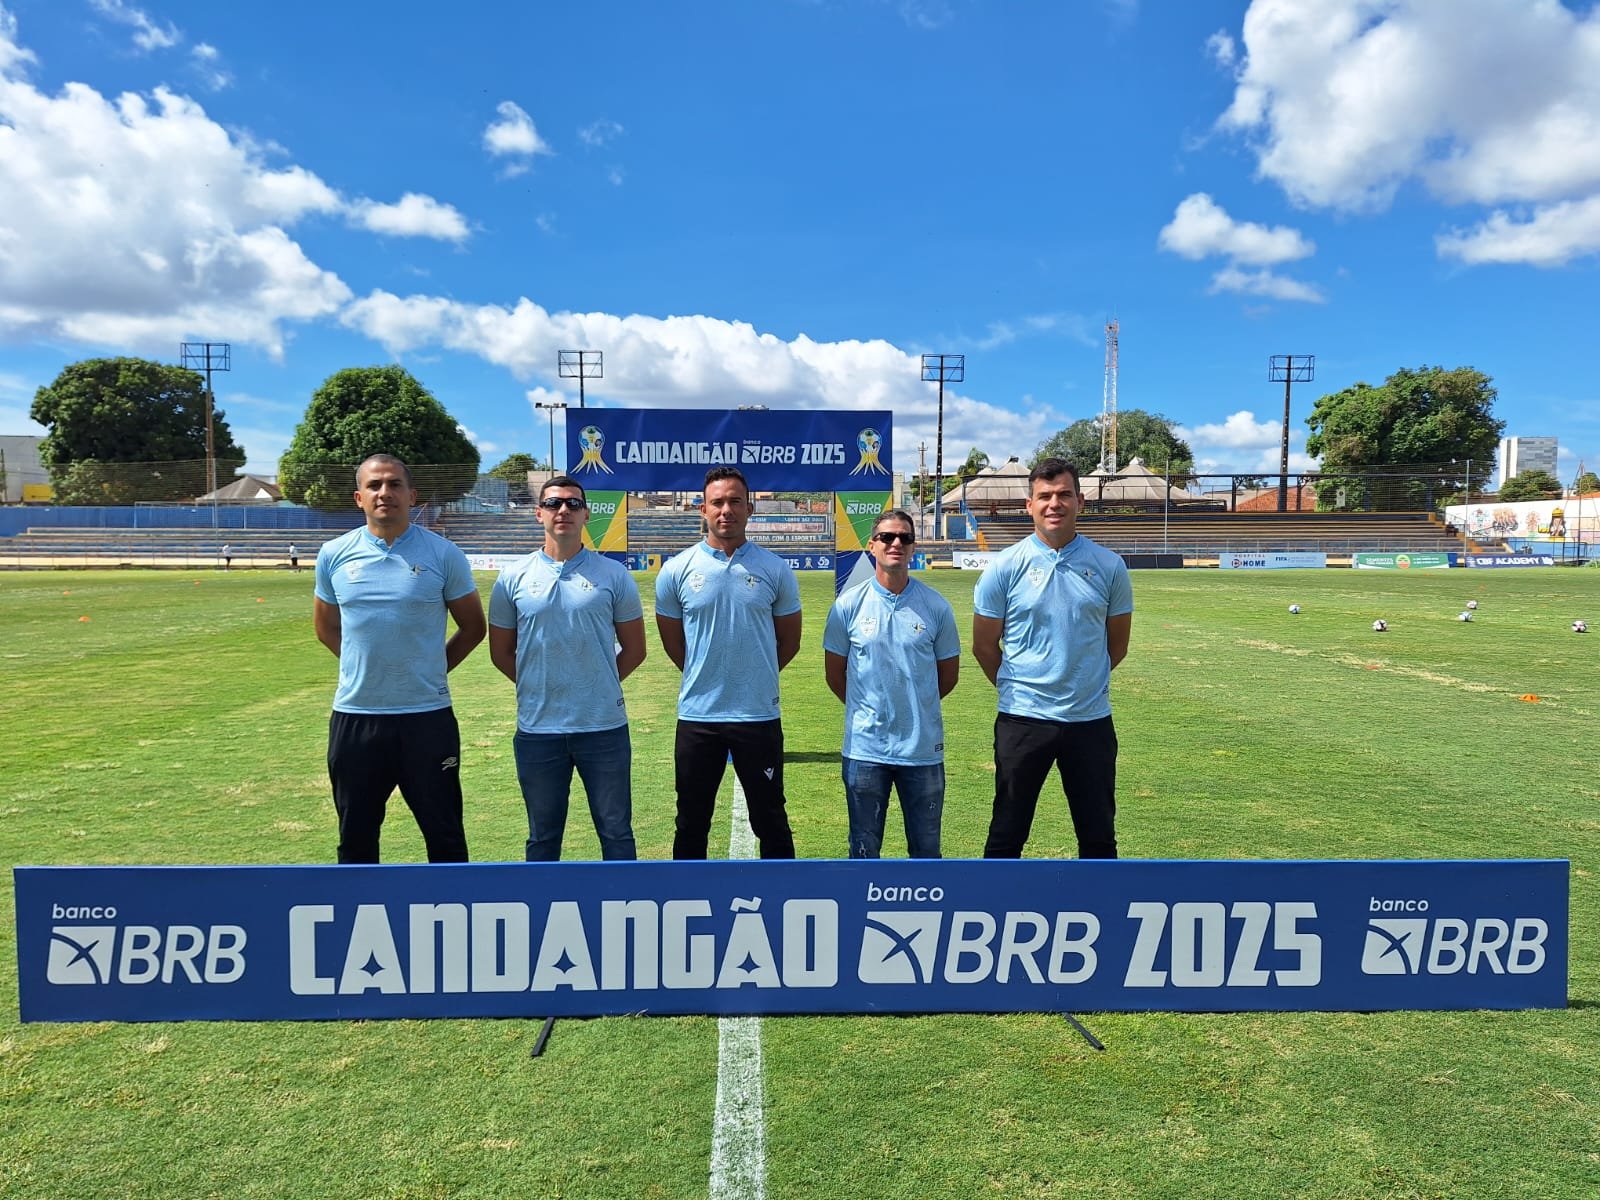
[566,410,892,492]
[1465,554,1557,568]
[16,859,1566,1022]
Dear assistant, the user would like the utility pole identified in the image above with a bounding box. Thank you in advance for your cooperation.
[1101,320,1119,473]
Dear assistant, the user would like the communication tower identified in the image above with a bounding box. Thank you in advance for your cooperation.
[1100,319,1119,473]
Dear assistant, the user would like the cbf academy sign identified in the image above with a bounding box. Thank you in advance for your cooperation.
[566,409,892,492]
[16,859,1565,1022]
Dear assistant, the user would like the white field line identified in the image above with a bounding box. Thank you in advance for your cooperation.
[709,778,765,1200]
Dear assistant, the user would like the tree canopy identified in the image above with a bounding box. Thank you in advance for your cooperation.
[1032,410,1193,477]
[29,357,245,503]
[487,452,545,481]
[1305,365,1504,510]
[955,447,990,481]
[1572,470,1600,495]
[278,366,480,508]
[1497,469,1563,502]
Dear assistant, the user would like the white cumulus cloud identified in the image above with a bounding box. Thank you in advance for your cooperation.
[1218,0,1600,265]
[1158,193,1313,265]
[340,290,1061,467]
[351,193,470,243]
[1437,195,1600,267]
[88,0,179,52]
[1208,265,1325,304]
[484,100,552,161]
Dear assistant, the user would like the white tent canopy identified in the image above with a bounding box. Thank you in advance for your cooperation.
[1082,457,1201,503]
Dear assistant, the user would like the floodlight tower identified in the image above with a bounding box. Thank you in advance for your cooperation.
[558,350,603,408]
[1101,320,1119,473]
[1268,354,1315,512]
[180,342,231,497]
[921,353,964,541]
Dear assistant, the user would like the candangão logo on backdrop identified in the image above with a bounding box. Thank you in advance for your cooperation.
[574,425,613,475]
[849,428,888,476]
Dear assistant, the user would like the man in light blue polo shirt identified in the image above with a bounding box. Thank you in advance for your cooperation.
[313,454,486,863]
[973,457,1133,859]
[825,507,959,858]
[489,474,646,861]
[656,466,802,859]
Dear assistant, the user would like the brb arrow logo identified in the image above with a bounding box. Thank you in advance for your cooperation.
[857,912,942,984]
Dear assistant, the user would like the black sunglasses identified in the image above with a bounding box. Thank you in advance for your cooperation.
[872,530,914,545]
[539,496,587,511]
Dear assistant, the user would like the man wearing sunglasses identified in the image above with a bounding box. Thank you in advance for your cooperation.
[973,457,1133,859]
[656,465,802,858]
[823,509,960,857]
[488,476,646,861]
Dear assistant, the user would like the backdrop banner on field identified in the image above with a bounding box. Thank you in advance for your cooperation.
[15,859,1566,1023]
[564,409,893,492]
[1220,552,1328,569]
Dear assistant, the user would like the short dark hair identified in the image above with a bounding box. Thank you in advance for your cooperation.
[872,508,916,538]
[703,465,750,496]
[355,454,413,488]
[1028,457,1081,492]
[539,474,587,502]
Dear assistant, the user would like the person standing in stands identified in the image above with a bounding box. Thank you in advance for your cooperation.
[313,454,486,863]
[824,508,959,857]
[489,475,645,861]
[656,466,802,859]
[973,457,1132,859]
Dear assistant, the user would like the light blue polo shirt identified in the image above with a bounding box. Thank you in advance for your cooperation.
[489,548,643,734]
[655,540,801,722]
[973,532,1133,723]
[315,524,478,714]
[824,576,960,766]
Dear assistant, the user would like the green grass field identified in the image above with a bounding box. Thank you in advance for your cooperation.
[3,565,1598,1200]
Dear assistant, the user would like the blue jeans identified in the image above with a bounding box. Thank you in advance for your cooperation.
[842,758,944,859]
[512,725,635,861]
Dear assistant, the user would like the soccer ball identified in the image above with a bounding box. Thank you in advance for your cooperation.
[1288,604,1301,614]
[1458,611,1473,622]
[1575,620,1588,634]
[1466,599,1478,610]
[1372,619,1388,632]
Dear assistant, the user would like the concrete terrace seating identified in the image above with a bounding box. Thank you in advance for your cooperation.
[974,510,1468,558]
[0,526,352,568]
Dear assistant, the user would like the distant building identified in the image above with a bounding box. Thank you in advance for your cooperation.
[1499,437,1558,488]
[0,435,49,503]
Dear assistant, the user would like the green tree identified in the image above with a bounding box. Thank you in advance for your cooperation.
[487,452,545,481]
[1032,410,1193,477]
[1497,469,1563,502]
[1572,470,1600,495]
[955,447,990,481]
[278,366,480,508]
[29,357,245,503]
[1305,365,1504,511]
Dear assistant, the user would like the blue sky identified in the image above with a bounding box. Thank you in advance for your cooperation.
[2,0,1599,487]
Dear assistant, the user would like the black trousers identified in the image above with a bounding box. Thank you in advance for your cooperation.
[672,719,795,860]
[984,713,1118,860]
[327,708,468,864]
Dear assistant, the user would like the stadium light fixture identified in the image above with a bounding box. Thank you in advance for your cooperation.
[1268,355,1314,513]
[921,353,965,541]
[536,400,568,473]
[558,350,603,409]
[180,341,231,510]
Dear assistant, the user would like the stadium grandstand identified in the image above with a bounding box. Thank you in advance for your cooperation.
[0,459,1506,568]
